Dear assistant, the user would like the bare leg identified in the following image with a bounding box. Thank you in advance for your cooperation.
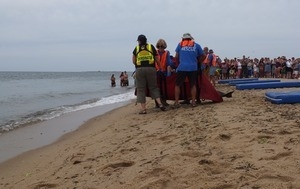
[210,75,216,86]
[155,98,162,105]
[155,98,166,111]
[191,85,196,105]
[174,85,180,104]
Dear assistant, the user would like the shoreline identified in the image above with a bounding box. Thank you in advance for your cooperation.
[0,101,131,164]
[1,82,300,188]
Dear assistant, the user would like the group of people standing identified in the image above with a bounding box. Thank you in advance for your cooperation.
[203,55,300,81]
[217,56,300,80]
[132,33,217,114]
[131,33,300,114]
[110,71,129,87]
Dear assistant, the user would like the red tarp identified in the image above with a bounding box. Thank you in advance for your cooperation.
[152,73,223,102]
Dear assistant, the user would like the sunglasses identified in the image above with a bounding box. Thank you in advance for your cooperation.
[157,46,165,48]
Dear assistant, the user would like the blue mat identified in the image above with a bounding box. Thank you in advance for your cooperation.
[218,78,258,84]
[236,82,300,90]
[229,79,281,86]
[265,91,300,104]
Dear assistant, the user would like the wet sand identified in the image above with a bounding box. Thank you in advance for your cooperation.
[0,101,130,163]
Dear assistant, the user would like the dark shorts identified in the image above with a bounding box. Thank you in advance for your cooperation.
[175,71,198,87]
[286,67,293,72]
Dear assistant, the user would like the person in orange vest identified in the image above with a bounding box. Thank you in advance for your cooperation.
[155,39,175,77]
[155,39,175,106]
[207,49,217,87]
[201,47,210,77]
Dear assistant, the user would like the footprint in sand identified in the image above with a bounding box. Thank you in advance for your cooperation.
[261,151,293,160]
[32,183,58,189]
[158,134,178,143]
[102,161,135,170]
[259,174,294,182]
[219,133,231,141]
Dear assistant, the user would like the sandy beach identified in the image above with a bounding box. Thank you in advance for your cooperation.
[1,81,300,189]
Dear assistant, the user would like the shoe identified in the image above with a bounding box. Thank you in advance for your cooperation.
[162,101,169,106]
[139,110,147,114]
[155,100,160,108]
[179,99,190,104]
[191,103,197,107]
[172,103,180,109]
[159,104,166,111]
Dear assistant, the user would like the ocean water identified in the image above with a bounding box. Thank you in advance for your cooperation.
[0,71,135,133]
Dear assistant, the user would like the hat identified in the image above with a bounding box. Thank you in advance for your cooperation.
[182,33,193,39]
[137,34,147,41]
[209,49,214,53]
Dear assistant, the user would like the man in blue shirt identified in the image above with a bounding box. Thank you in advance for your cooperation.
[173,33,205,107]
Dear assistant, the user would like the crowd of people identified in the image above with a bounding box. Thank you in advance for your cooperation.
[131,33,299,114]
[216,56,300,81]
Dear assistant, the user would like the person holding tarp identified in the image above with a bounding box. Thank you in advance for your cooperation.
[173,33,205,108]
[155,38,176,107]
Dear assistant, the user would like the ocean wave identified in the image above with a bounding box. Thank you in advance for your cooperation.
[0,91,136,133]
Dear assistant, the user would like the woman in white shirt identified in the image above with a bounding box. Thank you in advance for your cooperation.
[286,59,292,79]
[237,60,242,78]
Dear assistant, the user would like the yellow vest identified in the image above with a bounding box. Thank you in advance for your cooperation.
[135,44,155,67]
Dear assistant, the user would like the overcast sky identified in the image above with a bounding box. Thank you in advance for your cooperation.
[1,0,299,72]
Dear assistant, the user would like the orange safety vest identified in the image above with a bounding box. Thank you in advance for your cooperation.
[208,53,217,67]
[180,40,194,47]
[155,50,169,71]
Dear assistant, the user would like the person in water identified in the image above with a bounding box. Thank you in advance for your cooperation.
[111,74,116,87]
[123,71,129,86]
[119,72,124,86]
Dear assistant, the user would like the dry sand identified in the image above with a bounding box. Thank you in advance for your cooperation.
[1,82,300,189]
